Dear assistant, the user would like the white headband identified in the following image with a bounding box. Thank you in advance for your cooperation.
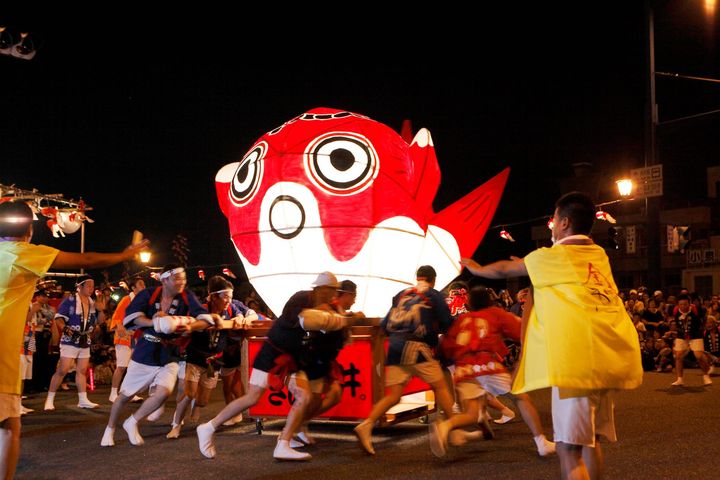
[210,288,233,296]
[160,267,185,280]
[0,216,32,224]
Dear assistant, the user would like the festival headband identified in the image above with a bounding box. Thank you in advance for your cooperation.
[209,288,233,296]
[75,276,93,287]
[0,216,32,224]
[160,267,185,280]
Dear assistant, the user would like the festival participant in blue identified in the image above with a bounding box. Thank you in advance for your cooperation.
[101,264,220,447]
[167,275,257,438]
[217,298,259,427]
[354,265,458,457]
[44,274,101,410]
[196,271,357,461]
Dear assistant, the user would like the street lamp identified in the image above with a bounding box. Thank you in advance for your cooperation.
[139,250,152,264]
[616,179,634,198]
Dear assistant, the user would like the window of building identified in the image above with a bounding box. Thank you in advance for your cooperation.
[694,275,713,299]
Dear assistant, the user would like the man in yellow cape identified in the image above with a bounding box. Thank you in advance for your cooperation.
[0,200,148,479]
[462,191,642,480]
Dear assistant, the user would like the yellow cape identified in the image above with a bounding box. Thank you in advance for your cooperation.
[511,243,643,394]
[0,242,58,394]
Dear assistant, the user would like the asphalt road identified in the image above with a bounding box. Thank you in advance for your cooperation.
[15,368,720,480]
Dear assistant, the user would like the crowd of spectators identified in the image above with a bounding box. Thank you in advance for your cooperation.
[623,286,720,376]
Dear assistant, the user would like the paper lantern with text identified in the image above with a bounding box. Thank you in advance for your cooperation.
[215,108,509,317]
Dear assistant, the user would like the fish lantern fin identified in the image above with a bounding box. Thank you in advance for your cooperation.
[408,128,441,217]
[214,162,239,218]
[400,119,413,143]
[430,167,510,258]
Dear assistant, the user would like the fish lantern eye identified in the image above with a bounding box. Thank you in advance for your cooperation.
[231,142,265,205]
[304,133,378,195]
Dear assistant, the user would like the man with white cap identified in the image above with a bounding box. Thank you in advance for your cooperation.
[101,264,220,447]
[196,271,359,461]
[293,279,364,445]
[44,274,101,410]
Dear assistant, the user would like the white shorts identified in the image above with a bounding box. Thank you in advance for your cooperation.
[673,338,705,353]
[119,360,179,397]
[60,344,90,359]
[476,372,512,396]
[177,360,186,380]
[19,354,33,380]
[115,344,132,368]
[385,360,445,387]
[673,338,704,352]
[288,371,325,394]
[455,378,487,401]
[552,387,617,448]
[0,393,21,422]
[184,363,219,389]
[248,368,270,389]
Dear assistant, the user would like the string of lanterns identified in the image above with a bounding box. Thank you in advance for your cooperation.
[492,204,622,242]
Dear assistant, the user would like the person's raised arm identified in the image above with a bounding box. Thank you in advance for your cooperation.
[460,256,528,279]
[51,239,149,270]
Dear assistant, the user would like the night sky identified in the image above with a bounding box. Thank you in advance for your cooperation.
[2,3,719,287]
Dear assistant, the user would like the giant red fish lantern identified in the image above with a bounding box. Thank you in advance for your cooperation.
[215,108,509,317]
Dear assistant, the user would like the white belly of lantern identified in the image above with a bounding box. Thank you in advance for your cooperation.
[234,182,461,317]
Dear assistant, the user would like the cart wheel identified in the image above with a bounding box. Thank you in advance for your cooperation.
[255,418,264,435]
[418,415,429,424]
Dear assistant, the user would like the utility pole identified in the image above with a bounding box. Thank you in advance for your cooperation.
[645,1,662,290]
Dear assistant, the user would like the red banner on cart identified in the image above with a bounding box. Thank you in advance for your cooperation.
[247,336,430,419]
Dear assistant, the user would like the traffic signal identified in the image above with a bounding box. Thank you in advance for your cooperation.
[608,227,619,250]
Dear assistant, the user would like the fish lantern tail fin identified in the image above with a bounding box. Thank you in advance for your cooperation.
[430,167,510,258]
[408,128,441,217]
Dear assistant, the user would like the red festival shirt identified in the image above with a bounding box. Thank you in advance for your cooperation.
[441,307,521,380]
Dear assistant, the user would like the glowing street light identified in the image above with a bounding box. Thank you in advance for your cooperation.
[616,179,634,197]
[705,0,716,18]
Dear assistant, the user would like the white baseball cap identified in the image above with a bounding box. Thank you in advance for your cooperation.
[312,271,339,288]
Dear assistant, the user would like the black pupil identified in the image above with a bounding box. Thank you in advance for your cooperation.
[329,149,354,171]
[237,162,250,183]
